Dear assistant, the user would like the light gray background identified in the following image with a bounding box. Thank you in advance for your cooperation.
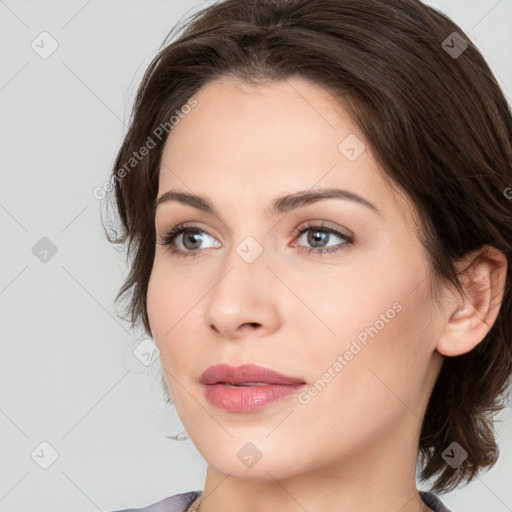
[1,1,511,511]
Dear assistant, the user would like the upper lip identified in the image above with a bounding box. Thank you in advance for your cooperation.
[200,363,306,385]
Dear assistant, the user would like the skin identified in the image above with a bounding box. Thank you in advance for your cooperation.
[146,75,507,512]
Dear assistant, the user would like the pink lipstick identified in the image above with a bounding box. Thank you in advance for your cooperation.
[200,363,307,413]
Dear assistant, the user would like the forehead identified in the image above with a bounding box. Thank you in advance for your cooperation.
[162,76,358,167]
[158,76,409,223]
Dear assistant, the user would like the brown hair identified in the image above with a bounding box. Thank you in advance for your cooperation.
[104,0,512,495]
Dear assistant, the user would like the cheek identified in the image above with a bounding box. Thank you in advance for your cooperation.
[146,263,208,377]
[301,245,435,394]
[316,275,435,424]
[322,237,435,359]
[146,268,167,342]
[147,260,199,339]
[146,266,185,368]
[147,275,188,408]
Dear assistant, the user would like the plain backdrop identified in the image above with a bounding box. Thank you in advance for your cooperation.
[1,1,511,511]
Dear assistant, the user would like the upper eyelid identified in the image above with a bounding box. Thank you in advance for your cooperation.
[159,220,348,233]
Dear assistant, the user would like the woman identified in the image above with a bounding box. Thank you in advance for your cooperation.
[105,0,512,511]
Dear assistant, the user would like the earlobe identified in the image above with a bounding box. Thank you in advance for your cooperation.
[435,246,508,358]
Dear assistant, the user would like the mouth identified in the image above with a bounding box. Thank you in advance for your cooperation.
[200,364,307,413]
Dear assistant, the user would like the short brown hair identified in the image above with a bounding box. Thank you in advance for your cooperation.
[105,0,512,494]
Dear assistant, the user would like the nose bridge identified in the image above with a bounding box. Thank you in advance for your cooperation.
[203,230,280,336]
[214,231,271,299]
[216,209,270,277]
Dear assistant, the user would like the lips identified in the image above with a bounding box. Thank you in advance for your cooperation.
[200,364,307,413]
[199,363,305,386]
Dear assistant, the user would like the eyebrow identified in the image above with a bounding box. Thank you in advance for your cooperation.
[155,187,381,217]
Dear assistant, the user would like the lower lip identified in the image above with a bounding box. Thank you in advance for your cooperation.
[203,383,307,412]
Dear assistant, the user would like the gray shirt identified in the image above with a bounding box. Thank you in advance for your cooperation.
[110,490,453,512]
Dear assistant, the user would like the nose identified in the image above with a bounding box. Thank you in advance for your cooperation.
[203,244,282,340]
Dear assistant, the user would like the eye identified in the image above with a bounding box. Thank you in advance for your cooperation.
[291,222,354,255]
[157,221,354,258]
[157,223,220,258]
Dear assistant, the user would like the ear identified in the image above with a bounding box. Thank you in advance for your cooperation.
[436,246,508,357]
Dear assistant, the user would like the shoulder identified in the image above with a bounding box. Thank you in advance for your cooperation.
[108,490,202,512]
[420,491,454,512]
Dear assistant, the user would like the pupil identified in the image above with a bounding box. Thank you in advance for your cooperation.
[308,230,327,247]
[184,231,202,249]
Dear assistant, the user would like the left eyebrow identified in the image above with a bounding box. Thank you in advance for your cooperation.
[155,187,382,217]
[269,188,381,216]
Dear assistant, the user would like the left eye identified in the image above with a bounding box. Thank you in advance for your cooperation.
[292,224,353,255]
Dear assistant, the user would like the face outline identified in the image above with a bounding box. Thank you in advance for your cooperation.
[146,75,448,491]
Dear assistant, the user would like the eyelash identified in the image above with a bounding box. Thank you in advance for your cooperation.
[157,222,354,259]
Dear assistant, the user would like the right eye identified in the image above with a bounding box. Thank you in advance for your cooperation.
[157,223,221,258]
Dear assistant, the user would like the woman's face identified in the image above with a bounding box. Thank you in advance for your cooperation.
[147,76,446,481]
